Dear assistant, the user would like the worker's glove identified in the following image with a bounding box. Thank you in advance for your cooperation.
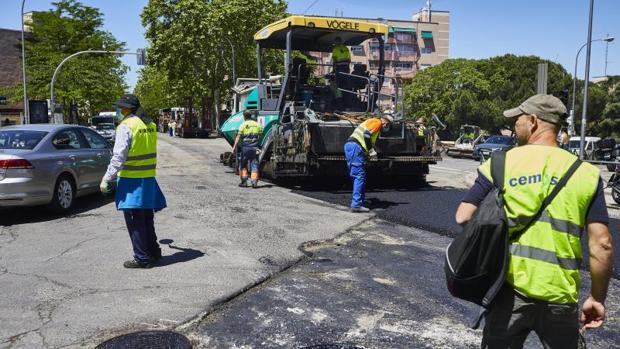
[99,178,111,194]
[368,149,378,161]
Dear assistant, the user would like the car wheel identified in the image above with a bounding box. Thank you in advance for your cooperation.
[49,174,76,213]
[612,183,620,205]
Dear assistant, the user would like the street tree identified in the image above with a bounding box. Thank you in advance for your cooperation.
[404,54,572,135]
[133,65,174,118]
[141,0,286,128]
[8,0,127,123]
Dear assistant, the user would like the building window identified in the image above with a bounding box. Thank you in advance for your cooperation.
[392,61,413,70]
[395,33,413,42]
[350,46,364,55]
[369,60,381,69]
[397,44,416,54]
[421,47,433,54]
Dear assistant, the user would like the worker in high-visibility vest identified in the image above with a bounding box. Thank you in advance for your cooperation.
[100,94,167,269]
[344,114,393,212]
[455,94,613,347]
[415,118,427,137]
[231,110,263,188]
[331,37,351,110]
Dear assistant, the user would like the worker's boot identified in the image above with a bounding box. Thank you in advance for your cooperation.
[251,181,258,189]
[350,206,370,213]
[238,181,248,188]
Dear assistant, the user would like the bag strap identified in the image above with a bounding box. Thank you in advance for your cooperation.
[510,158,583,241]
[490,151,506,191]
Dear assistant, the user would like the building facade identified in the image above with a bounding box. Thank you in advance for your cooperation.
[0,28,25,126]
[310,9,450,108]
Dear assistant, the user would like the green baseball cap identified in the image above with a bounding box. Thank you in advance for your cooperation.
[503,94,568,125]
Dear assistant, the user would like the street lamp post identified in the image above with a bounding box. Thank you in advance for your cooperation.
[50,50,143,123]
[579,0,595,160]
[569,36,614,136]
[21,0,29,124]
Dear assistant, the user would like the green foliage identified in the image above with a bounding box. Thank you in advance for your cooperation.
[12,0,127,123]
[404,55,572,135]
[140,0,287,106]
[133,65,174,118]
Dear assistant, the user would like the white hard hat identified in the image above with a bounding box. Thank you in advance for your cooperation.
[381,114,394,123]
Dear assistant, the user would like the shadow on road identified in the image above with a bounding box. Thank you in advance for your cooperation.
[0,193,115,226]
[156,240,205,267]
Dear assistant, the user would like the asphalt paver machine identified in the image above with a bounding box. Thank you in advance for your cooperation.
[219,15,441,180]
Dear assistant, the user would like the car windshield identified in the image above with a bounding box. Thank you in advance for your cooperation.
[484,136,512,144]
[0,130,48,150]
[96,124,115,130]
[569,140,581,149]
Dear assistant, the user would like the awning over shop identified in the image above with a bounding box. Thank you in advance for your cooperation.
[421,31,433,39]
[389,27,416,33]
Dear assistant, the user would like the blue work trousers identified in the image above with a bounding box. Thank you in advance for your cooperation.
[123,209,161,264]
[344,141,366,208]
[239,146,259,185]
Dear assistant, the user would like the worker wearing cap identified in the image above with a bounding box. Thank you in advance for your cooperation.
[416,117,427,137]
[455,94,612,348]
[100,94,167,269]
[231,110,262,188]
[344,115,393,212]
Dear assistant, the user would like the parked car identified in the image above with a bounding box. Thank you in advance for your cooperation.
[0,124,112,212]
[93,123,116,144]
[472,135,516,161]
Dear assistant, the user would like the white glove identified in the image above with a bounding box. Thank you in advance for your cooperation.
[100,178,111,194]
[368,149,378,161]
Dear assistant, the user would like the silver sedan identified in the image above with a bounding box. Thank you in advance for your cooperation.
[0,124,112,212]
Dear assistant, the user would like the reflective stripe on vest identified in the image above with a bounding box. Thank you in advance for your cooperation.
[350,119,381,154]
[239,120,262,146]
[118,116,157,178]
[479,145,599,303]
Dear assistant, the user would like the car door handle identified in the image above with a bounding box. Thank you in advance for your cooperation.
[69,155,76,161]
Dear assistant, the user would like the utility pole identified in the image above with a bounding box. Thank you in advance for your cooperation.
[604,33,611,76]
[579,0,595,160]
[21,0,29,124]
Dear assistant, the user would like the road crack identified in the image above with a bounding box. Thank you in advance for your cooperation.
[45,236,98,262]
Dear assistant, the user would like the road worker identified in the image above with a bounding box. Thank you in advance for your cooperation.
[344,114,393,212]
[331,37,351,110]
[416,117,427,137]
[231,110,262,188]
[100,94,167,269]
[455,94,613,348]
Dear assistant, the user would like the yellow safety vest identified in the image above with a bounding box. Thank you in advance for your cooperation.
[118,116,158,178]
[480,145,600,303]
[332,44,351,63]
[239,120,262,146]
[350,118,381,154]
[417,125,426,137]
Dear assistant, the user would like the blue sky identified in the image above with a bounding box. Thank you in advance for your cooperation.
[1,0,618,91]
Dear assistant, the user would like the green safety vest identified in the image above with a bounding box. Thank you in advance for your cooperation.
[332,44,351,63]
[118,116,158,178]
[480,145,600,303]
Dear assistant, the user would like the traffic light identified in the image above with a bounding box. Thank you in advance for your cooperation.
[136,49,146,65]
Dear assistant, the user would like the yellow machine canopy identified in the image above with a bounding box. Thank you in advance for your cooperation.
[254,15,389,52]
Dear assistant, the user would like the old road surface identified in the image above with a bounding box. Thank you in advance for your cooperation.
[1,136,618,349]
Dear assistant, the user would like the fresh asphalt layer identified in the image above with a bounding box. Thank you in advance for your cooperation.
[186,154,620,348]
